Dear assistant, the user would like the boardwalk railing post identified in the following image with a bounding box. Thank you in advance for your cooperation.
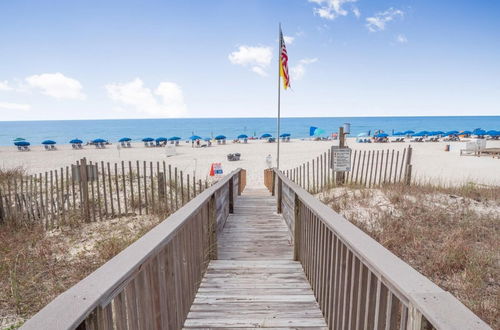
[271,170,276,196]
[293,192,300,261]
[208,194,218,260]
[228,177,234,214]
[277,176,282,214]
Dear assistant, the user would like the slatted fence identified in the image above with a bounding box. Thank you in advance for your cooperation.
[284,146,413,193]
[0,158,211,228]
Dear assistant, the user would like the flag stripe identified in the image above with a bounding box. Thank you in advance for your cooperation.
[279,29,290,90]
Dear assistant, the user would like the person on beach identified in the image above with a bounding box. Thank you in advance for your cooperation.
[266,154,273,168]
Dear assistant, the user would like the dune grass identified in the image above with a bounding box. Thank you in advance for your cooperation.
[320,182,499,328]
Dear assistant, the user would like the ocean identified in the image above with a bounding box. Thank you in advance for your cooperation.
[0,116,499,146]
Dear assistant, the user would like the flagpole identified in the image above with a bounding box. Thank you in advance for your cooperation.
[277,23,281,170]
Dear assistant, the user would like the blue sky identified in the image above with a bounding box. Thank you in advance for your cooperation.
[0,0,499,120]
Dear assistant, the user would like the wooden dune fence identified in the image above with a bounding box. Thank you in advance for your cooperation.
[284,146,413,193]
[0,158,211,228]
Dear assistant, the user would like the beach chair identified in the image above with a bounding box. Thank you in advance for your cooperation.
[44,145,50,150]
[100,142,106,149]
[51,145,56,150]
[23,146,30,151]
[17,146,22,151]
[127,142,131,148]
[78,143,83,149]
[286,137,290,142]
[243,138,248,144]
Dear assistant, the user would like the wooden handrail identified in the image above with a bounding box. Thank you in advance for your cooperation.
[21,169,244,330]
[273,168,491,330]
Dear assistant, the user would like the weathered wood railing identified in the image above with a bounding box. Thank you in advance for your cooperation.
[274,168,491,330]
[21,169,245,330]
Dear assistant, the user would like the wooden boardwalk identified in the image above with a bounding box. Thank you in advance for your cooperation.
[184,188,328,329]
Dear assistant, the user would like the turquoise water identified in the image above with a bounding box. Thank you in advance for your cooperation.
[0,116,499,146]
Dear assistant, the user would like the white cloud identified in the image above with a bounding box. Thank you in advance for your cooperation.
[396,34,408,43]
[366,8,404,32]
[106,78,187,117]
[228,45,272,76]
[352,7,361,18]
[0,101,31,111]
[291,58,318,81]
[25,73,85,100]
[284,35,295,45]
[308,0,358,20]
[0,81,13,91]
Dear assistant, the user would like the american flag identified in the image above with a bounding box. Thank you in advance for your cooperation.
[279,28,290,90]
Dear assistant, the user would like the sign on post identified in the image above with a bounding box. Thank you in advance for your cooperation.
[331,146,351,172]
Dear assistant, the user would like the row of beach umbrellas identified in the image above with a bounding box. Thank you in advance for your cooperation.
[362,129,500,138]
[12,133,292,146]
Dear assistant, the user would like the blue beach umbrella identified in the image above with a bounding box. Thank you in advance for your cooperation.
[444,131,459,136]
[460,131,472,135]
[156,137,168,142]
[237,134,248,139]
[14,141,30,146]
[412,132,425,137]
[486,130,499,136]
[393,132,404,136]
[13,137,25,142]
[215,135,226,140]
[403,130,415,135]
[188,135,202,141]
[374,133,388,138]
[118,137,131,142]
[142,137,154,142]
[472,128,486,136]
[42,140,56,145]
[280,133,291,137]
[168,136,181,141]
[260,133,272,138]
[92,138,107,143]
[70,139,83,144]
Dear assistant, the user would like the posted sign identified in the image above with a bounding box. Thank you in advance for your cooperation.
[331,147,351,172]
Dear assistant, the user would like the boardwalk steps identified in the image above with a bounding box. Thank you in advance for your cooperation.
[184,188,328,329]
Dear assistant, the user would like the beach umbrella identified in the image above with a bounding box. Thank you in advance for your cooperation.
[41,140,56,145]
[156,137,168,142]
[260,133,272,138]
[118,137,131,142]
[472,128,486,136]
[14,141,30,146]
[215,135,226,140]
[70,139,83,144]
[13,137,25,142]
[168,136,181,141]
[460,130,472,135]
[357,132,368,137]
[412,132,425,137]
[237,134,248,139]
[403,130,415,135]
[486,130,499,136]
[393,132,404,136]
[92,138,107,143]
[433,131,445,136]
[280,133,291,138]
[142,137,154,142]
[374,133,388,138]
[444,131,459,136]
[188,135,202,141]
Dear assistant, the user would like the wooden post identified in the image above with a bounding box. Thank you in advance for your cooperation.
[277,176,282,214]
[89,162,96,222]
[101,161,108,217]
[107,162,115,217]
[228,178,234,214]
[150,162,155,212]
[136,161,142,215]
[174,167,179,209]
[158,172,166,200]
[208,195,217,260]
[122,161,128,215]
[180,171,184,205]
[337,126,345,185]
[168,164,173,211]
[80,159,91,222]
[143,161,148,214]
[293,193,300,261]
[405,146,413,185]
[312,159,316,193]
[271,170,276,196]
[95,164,102,221]
[115,163,121,216]
[187,174,191,201]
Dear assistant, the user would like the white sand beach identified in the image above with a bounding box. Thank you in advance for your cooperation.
[1,138,499,187]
